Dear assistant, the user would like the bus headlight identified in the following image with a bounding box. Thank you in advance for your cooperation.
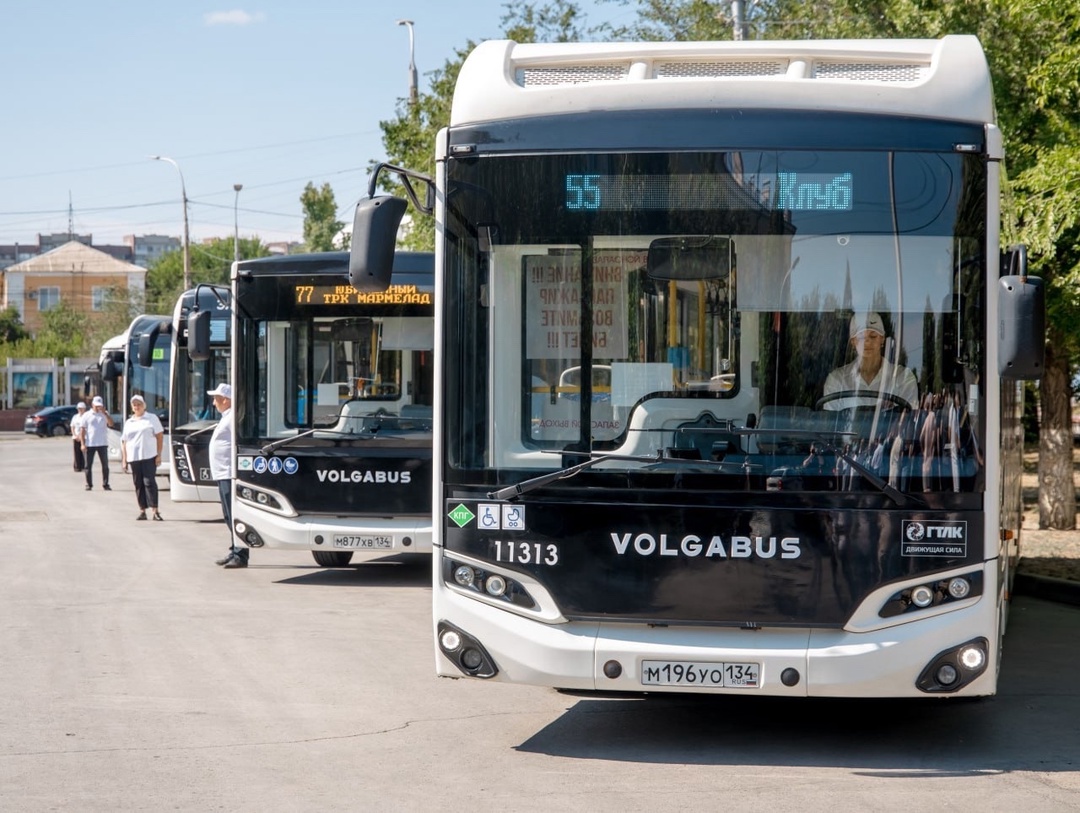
[485,574,507,597]
[444,559,537,610]
[910,585,935,608]
[916,638,989,693]
[958,644,986,671]
[437,621,498,678]
[948,577,971,599]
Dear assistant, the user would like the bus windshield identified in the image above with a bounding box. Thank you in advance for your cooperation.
[235,274,434,445]
[444,148,986,496]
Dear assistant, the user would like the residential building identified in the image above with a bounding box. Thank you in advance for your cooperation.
[1,241,145,334]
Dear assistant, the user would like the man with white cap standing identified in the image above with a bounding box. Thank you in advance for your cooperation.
[206,383,245,568]
[822,311,919,412]
[81,395,115,491]
[70,402,87,472]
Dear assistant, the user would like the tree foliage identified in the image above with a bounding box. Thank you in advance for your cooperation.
[378,2,600,252]
[0,305,29,344]
[146,237,269,314]
[300,182,346,252]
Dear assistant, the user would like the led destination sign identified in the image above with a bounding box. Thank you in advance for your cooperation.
[564,172,853,212]
[294,284,432,306]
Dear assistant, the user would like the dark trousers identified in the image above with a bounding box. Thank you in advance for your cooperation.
[217,478,234,549]
[84,446,109,487]
[73,439,85,472]
[130,458,159,510]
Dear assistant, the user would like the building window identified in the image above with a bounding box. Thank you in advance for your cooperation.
[92,286,109,311]
[38,287,60,311]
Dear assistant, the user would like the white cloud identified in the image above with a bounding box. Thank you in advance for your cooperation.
[204,10,266,26]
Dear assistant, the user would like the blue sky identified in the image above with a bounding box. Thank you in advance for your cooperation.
[1,1,623,247]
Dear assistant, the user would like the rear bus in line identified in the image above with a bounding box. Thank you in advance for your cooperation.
[349,36,1044,697]
[167,284,232,503]
[96,314,172,476]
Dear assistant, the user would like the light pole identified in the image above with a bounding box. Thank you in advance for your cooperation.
[397,19,418,107]
[233,183,243,264]
[151,155,191,290]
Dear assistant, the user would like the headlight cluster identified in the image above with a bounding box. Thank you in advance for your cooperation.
[233,520,264,548]
[445,560,537,610]
[437,621,497,678]
[172,444,193,483]
[916,638,989,693]
[880,572,982,618]
[236,485,285,512]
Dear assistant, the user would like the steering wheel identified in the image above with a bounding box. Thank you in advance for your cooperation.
[815,390,911,412]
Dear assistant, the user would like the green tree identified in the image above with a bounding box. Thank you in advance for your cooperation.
[35,301,89,356]
[84,283,145,354]
[146,236,269,313]
[0,305,29,344]
[300,182,346,252]
[378,2,598,252]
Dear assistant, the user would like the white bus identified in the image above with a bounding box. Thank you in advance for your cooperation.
[167,285,232,502]
[97,314,172,476]
[211,251,435,567]
[349,36,1044,697]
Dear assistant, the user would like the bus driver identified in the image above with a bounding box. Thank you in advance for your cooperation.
[822,311,919,411]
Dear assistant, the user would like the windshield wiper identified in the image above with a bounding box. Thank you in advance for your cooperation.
[260,427,322,456]
[489,451,666,501]
[810,432,924,507]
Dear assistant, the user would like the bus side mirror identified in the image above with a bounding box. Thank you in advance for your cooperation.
[348,196,407,292]
[998,245,1044,380]
[137,320,170,368]
[102,355,120,383]
[188,310,211,362]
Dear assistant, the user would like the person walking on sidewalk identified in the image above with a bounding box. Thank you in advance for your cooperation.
[120,394,164,521]
[70,402,87,472]
[82,396,115,491]
[207,383,246,568]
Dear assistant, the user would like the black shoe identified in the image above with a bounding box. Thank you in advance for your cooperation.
[85,485,93,491]
[222,554,248,569]
[136,511,147,521]
[152,512,163,521]
[215,551,235,566]
[102,484,112,491]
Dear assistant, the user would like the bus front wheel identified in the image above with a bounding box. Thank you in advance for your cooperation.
[312,551,354,567]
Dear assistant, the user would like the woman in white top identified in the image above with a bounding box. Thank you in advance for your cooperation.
[120,394,165,521]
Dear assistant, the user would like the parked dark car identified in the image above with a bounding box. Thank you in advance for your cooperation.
[24,405,79,437]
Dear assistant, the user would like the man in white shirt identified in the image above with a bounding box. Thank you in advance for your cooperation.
[70,402,87,472]
[206,383,244,568]
[822,311,919,412]
[81,395,115,491]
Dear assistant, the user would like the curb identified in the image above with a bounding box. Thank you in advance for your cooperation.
[1013,571,1080,607]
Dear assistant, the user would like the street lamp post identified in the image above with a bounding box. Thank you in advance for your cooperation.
[233,184,243,264]
[397,19,418,106]
[151,155,191,290]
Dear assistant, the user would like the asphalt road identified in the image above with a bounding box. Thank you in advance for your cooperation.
[1,432,1079,812]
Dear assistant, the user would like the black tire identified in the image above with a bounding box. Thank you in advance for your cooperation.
[51,423,68,437]
[312,550,354,567]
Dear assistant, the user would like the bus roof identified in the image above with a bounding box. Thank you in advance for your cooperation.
[451,35,994,127]
[235,251,434,285]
